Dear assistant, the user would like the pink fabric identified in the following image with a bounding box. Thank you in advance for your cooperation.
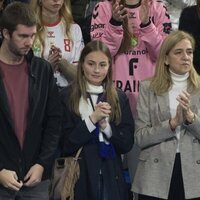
[91,1,171,114]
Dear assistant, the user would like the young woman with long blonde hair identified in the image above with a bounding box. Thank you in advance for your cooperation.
[30,0,84,87]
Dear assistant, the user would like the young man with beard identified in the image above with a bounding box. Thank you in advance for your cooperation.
[0,2,61,199]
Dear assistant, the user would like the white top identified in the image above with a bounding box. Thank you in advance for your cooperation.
[79,83,112,143]
[84,94,112,142]
[169,70,189,152]
[33,20,84,87]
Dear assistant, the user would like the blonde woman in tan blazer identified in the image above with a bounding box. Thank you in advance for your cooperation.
[132,31,200,200]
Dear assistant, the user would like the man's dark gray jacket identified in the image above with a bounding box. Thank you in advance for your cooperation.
[0,50,62,181]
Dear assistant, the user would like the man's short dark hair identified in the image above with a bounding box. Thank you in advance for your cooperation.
[0,2,37,36]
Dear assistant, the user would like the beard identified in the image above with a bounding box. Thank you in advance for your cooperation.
[8,40,30,57]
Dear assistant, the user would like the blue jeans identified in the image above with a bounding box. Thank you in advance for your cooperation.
[0,180,50,200]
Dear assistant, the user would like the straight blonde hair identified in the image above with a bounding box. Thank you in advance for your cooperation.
[150,31,200,95]
[30,0,73,57]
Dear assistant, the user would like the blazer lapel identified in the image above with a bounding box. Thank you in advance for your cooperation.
[157,92,171,121]
[190,91,199,113]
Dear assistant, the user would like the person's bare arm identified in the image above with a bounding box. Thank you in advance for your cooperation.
[57,59,77,82]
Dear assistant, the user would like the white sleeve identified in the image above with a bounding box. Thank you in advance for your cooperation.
[71,24,84,64]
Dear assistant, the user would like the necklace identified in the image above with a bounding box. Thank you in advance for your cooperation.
[131,36,138,47]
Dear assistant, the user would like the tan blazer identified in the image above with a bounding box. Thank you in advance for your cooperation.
[132,80,200,199]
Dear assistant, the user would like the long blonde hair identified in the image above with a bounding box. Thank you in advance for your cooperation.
[30,0,73,57]
[69,40,121,125]
[150,31,200,95]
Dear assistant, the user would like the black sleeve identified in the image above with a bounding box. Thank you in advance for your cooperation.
[179,7,195,33]
[60,87,94,156]
[37,64,62,169]
[110,89,135,154]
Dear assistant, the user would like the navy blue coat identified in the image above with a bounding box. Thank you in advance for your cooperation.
[60,86,134,200]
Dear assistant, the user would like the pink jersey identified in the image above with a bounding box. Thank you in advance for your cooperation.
[91,0,171,114]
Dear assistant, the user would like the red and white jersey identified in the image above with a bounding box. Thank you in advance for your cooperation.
[33,19,84,87]
[91,0,171,114]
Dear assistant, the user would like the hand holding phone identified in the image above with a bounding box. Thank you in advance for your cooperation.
[49,45,61,56]
[48,45,62,70]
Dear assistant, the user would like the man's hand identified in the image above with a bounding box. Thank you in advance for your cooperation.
[0,169,23,191]
[23,164,44,187]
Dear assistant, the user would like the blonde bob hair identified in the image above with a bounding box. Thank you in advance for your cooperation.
[150,30,200,95]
